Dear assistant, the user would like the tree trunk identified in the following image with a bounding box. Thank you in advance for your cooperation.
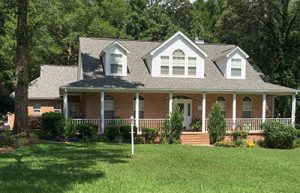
[13,0,29,136]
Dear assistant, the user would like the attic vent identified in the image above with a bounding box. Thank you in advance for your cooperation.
[195,37,204,44]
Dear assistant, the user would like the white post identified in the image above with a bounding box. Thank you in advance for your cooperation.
[130,115,135,155]
[202,93,206,132]
[272,96,275,118]
[63,89,68,119]
[169,92,173,114]
[292,94,296,125]
[135,92,140,134]
[262,94,267,123]
[100,91,105,133]
[232,93,237,129]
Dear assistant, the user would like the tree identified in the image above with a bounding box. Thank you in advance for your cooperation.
[208,102,226,144]
[13,0,29,135]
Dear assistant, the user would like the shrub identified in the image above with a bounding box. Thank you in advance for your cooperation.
[293,138,300,148]
[41,112,64,138]
[75,123,98,140]
[104,126,120,142]
[208,102,226,144]
[190,119,202,131]
[135,135,146,144]
[29,129,44,139]
[214,140,237,147]
[119,125,137,142]
[295,129,300,138]
[231,128,248,146]
[246,140,256,148]
[29,116,42,130]
[64,119,76,138]
[0,132,15,147]
[142,128,158,143]
[261,121,297,149]
[161,104,184,144]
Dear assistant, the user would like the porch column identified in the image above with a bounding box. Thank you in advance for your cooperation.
[135,92,140,133]
[232,93,236,129]
[63,89,68,119]
[292,94,296,125]
[272,96,275,118]
[262,94,267,123]
[201,93,206,132]
[100,91,105,133]
[169,92,173,114]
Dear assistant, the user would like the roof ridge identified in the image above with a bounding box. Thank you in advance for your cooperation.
[79,37,161,43]
[41,64,78,68]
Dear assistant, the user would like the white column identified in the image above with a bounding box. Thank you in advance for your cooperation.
[201,93,206,132]
[169,92,173,114]
[292,94,296,125]
[272,96,275,118]
[262,94,267,122]
[63,89,68,119]
[135,92,140,133]
[100,91,105,133]
[232,93,237,129]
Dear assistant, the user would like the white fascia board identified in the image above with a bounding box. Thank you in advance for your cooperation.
[103,41,130,53]
[149,31,208,57]
[226,46,249,58]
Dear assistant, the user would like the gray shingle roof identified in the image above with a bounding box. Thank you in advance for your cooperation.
[62,38,297,94]
[29,65,77,99]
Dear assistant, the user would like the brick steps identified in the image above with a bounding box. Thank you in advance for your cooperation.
[180,132,209,145]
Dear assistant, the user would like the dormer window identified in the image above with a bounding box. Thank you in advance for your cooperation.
[160,56,169,75]
[188,57,196,75]
[172,49,185,75]
[110,53,123,74]
[231,58,242,77]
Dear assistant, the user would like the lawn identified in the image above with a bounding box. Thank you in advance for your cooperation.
[0,142,299,193]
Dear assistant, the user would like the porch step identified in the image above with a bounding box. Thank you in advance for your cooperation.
[180,133,210,145]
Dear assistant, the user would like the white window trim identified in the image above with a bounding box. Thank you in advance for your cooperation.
[33,103,41,116]
[242,96,252,118]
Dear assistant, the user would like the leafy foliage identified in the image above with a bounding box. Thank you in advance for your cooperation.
[261,121,297,149]
[75,123,98,141]
[161,104,184,144]
[142,127,159,144]
[189,119,202,131]
[208,102,226,144]
[104,125,137,143]
[41,112,64,138]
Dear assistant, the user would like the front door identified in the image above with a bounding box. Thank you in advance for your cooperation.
[176,100,192,130]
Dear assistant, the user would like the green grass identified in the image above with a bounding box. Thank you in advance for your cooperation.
[0,142,299,193]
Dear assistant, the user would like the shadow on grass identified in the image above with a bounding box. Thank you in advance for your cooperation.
[0,142,130,193]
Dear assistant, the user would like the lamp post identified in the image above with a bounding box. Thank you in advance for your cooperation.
[130,115,135,155]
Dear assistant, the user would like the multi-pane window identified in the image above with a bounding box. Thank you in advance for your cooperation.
[33,103,41,116]
[110,54,123,74]
[188,57,196,75]
[133,95,144,118]
[104,95,114,119]
[160,56,169,75]
[54,102,61,113]
[242,96,252,118]
[217,96,226,117]
[172,49,185,75]
[231,58,242,77]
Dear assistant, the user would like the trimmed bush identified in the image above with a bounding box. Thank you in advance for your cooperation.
[261,121,297,149]
[41,112,64,138]
[64,119,76,138]
[29,116,42,130]
[75,123,98,140]
[142,128,158,143]
[119,125,137,142]
[208,102,226,144]
[104,126,121,142]
[293,138,300,148]
[104,125,137,143]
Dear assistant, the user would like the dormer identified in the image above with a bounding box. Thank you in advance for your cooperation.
[102,41,130,76]
[143,31,207,78]
[214,46,249,79]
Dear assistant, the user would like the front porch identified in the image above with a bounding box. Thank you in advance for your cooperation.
[63,90,296,134]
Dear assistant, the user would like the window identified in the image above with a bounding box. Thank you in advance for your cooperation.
[242,96,252,118]
[110,54,122,74]
[160,56,169,75]
[217,96,226,117]
[133,95,144,118]
[172,49,185,75]
[188,57,196,75]
[68,103,80,118]
[231,58,242,77]
[33,103,41,116]
[54,102,61,113]
[104,95,114,119]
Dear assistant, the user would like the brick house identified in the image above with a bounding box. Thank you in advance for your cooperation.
[9,31,297,144]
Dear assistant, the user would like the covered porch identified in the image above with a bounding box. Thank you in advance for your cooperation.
[62,89,296,134]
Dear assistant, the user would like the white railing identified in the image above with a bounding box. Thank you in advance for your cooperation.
[204,118,293,133]
[139,119,165,131]
[104,119,131,127]
[71,119,100,127]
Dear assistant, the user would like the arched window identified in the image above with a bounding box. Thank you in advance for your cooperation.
[217,96,226,117]
[242,96,252,118]
[104,95,114,119]
[133,95,144,118]
[172,49,185,75]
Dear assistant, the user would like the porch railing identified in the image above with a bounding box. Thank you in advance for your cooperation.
[72,118,292,133]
